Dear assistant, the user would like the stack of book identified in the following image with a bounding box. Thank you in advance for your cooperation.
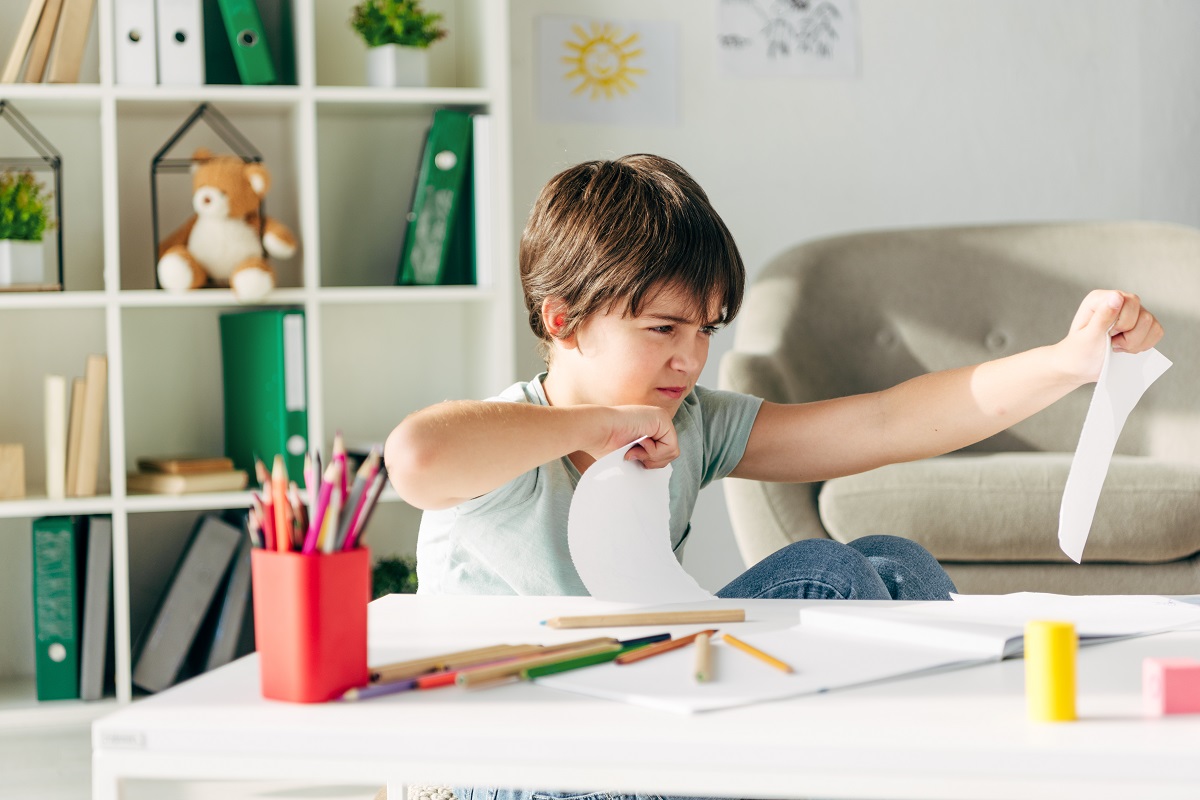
[44,354,107,500]
[1,0,97,84]
[127,456,248,495]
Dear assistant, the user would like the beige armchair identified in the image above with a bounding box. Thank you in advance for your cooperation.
[720,222,1200,594]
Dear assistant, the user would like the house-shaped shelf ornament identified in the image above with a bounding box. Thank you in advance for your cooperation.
[150,103,265,287]
[0,100,64,291]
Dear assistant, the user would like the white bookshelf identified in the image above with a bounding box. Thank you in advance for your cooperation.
[0,0,514,730]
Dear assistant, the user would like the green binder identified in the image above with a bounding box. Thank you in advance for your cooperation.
[219,309,308,484]
[397,109,475,286]
[31,516,84,701]
[216,0,278,85]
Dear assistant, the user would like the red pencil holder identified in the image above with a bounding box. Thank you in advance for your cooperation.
[251,547,370,703]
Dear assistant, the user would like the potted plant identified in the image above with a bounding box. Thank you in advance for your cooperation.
[0,170,52,286]
[351,0,447,88]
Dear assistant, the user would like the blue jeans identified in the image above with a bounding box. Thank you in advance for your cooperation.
[455,536,956,800]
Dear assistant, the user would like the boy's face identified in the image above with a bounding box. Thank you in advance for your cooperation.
[552,283,722,414]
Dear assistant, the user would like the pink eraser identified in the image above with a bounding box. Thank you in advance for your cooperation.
[1143,657,1200,716]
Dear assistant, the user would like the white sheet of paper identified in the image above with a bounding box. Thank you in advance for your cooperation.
[536,626,977,714]
[568,439,714,604]
[1058,346,1171,562]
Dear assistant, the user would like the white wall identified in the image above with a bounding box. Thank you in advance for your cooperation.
[507,0,1200,592]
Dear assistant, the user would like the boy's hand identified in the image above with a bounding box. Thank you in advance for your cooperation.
[1060,290,1163,383]
[590,406,679,469]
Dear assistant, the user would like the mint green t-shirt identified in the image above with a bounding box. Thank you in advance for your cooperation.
[415,374,763,596]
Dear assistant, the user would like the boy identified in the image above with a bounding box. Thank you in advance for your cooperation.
[386,153,1162,603]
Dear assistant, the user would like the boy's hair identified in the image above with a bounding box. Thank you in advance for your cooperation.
[519,154,745,363]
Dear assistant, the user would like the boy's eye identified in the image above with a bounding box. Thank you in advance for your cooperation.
[650,325,673,334]
[700,325,719,336]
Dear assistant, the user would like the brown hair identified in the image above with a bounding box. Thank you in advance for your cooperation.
[519,154,745,363]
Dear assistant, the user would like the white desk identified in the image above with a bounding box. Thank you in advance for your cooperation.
[93,595,1200,800]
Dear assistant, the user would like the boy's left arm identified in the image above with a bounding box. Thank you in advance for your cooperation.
[731,290,1163,484]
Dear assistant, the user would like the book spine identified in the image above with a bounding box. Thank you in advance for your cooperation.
[73,354,107,497]
[44,374,66,501]
[397,110,474,286]
[78,515,113,701]
[216,0,276,85]
[32,516,83,701]
[132,514,242,692]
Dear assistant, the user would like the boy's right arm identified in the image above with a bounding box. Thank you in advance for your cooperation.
[385,401,678,510]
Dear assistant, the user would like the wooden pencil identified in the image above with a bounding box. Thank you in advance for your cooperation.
[542,609,745,629]
[694,632,712,682]
[370,643,544,685]
[456,641,621,687]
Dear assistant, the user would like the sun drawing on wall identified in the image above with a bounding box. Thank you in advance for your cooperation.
[562,21,646,100]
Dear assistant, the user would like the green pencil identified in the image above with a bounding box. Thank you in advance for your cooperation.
[522,643,646,680]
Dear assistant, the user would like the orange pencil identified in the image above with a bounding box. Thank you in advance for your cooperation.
[272,455,291,552]
[615,629,718,665]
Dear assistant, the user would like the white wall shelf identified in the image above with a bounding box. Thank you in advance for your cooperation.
[0,0,513,729]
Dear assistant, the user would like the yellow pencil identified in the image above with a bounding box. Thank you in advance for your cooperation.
[721,633,793,674]
[694,632,712,682]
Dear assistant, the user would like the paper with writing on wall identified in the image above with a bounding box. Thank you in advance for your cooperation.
[568,439,713,604]
[1058,346,1171,562]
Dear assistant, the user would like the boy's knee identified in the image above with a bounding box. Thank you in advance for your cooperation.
[848,533,935,562]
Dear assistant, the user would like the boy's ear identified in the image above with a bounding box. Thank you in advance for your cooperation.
[541,297,577,349]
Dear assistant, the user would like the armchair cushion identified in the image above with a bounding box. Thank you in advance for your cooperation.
[818,454,1200,562]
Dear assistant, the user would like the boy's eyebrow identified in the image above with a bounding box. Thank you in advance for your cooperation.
[642,312,724,327]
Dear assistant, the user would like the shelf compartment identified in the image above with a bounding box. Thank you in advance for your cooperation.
[315,0,491,90]
[120,306,233,478]
[0,309,110,500]
[0,103,106,292]
[315,103,483,289]
[115,101,305,291]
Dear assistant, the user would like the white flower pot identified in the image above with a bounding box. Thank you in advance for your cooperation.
[366,44,429,88]
[0,239,45,286]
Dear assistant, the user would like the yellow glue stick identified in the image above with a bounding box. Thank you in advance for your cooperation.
[1025,620,1077,722]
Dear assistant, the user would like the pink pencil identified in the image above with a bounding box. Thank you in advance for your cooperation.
[344,468,386,551]
[302,461,340,554]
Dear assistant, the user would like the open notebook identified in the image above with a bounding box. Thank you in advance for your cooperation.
[534,593,1200,714]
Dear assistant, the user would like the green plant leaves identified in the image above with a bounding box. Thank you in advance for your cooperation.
[350,0,447,49]
[0,170,52,241]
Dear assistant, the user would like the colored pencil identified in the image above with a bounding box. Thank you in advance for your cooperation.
[254,456,269,486]
[456,641,621,687]
[333,431,348,502]
[721,633,793,674]
[542,609,745,629]
[615,629,718,665]
[369,643,545,685]
[694,632,712,682]
[617,632,671,648]
[335,448,376,551]
[257,488,276,552]
[272,455,290,552]
[320,467,343,553]
[302,461,339,554]
[522,643,647,680]
[343,468,386,550]
[342,678,417,702]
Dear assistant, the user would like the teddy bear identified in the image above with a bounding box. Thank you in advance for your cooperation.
[156,147,297,303]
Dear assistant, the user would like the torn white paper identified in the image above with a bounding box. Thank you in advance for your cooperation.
[568,439,713,604]
[1058,346,1172,562]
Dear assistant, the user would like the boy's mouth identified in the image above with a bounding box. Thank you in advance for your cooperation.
[657,386,686,400]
